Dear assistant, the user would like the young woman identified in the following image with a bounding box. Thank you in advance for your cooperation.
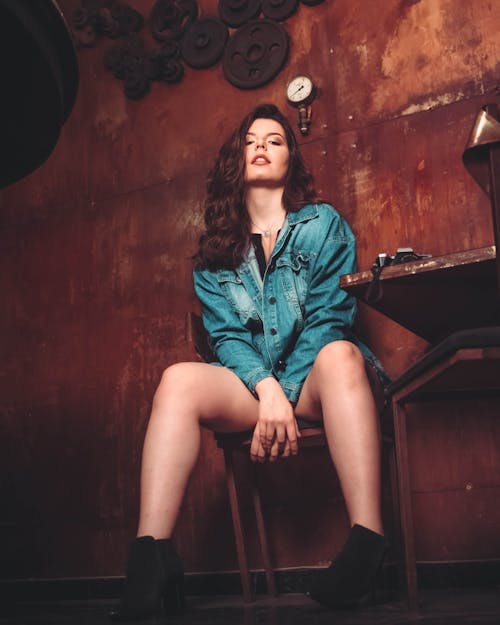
[110,104,389,622]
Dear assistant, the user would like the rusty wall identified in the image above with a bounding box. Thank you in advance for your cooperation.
[0,0,499,579]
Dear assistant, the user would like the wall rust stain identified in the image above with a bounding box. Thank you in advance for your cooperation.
[328,0,500,125]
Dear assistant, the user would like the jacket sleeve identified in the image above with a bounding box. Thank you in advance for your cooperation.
[278,213,358,403]
[193,268,274,394]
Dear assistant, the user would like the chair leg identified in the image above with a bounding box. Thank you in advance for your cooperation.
[251,464,277,597]
[223,447,254,603]
[393,400,419,609]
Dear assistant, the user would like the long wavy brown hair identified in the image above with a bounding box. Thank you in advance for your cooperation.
[194,104,318,270]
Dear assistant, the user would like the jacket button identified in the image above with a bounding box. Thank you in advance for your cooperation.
[276,360,286,371]
[270,328,277,335]
[268,296,276,304]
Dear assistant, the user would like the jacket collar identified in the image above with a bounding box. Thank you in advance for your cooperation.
[229,204,320,320]
[286,203,319,226]
[237,203,320,291]
[271,203,318,258]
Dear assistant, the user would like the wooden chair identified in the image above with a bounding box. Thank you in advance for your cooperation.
[186,312,391,603]
[212,423,327,602]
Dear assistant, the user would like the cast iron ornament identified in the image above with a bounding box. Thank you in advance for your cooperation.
[218,0,262,28]
[124,70,150,99]
[72,1,144,46]
[181,17,229,69]
[262,0,299,21]
[150,0,198,41]
[102,34,159,98]
[103,34,146,79]
[223,19,289,89]
[159,59,185,83]
[157,39,184,83]
[75,0,325,96]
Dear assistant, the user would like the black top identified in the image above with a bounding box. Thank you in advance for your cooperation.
[250,233,267,278]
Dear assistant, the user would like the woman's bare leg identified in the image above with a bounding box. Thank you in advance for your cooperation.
[295,341,383,535]
[137,362,259,539]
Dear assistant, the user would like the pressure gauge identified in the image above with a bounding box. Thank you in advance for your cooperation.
[286,75,315,106]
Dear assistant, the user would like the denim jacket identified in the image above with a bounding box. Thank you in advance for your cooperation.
[193,203,386,403]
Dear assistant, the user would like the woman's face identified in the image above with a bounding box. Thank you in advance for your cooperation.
[244,118,290,187]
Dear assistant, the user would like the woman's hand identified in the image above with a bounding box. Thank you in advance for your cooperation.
[250,377,301,463]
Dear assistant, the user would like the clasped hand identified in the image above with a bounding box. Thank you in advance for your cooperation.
[250,377,301,463]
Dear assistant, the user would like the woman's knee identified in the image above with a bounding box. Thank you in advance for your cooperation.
[153,362,199,407]
[151,362,258,429]
[314,340,365,381]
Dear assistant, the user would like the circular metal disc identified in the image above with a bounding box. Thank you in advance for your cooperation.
[181,17,229,69]
[159,58,184,83]
[262,0,299,21]
[218,0,262,28]
[223,19,289,89]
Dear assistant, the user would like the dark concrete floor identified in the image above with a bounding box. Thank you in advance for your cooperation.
[2,589,500,625]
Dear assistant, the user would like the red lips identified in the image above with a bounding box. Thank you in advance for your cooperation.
[251,154,270,164]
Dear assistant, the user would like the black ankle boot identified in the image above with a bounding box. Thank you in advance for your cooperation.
[109,536,185,622]
[309,524,387,609]
[156,538,185,614]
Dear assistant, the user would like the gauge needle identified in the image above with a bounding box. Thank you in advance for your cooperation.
[291,85,304,97]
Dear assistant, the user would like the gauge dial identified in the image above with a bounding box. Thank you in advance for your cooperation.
[286,75,315,105]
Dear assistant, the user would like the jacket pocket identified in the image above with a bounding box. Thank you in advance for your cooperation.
[216,271,260,327]
[276,251,312,306]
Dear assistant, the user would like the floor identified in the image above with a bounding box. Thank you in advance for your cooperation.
[2,589,500,625]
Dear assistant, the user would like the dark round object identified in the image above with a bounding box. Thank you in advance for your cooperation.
[150,1,180,41]
[218,0,262,28]
[123,70,150,100]
[112,4,144,36]
[150,0,198,41]
[223,19,289,89]
[122,50,144,76]
[181,17,228,69]
[97,8,121,38]
[159,58,184,83]
[0,0,79,188]
[160,38,181,59]
[262,0,298,21]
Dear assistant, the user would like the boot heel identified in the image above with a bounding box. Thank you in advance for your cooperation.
[163,576,185,615]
